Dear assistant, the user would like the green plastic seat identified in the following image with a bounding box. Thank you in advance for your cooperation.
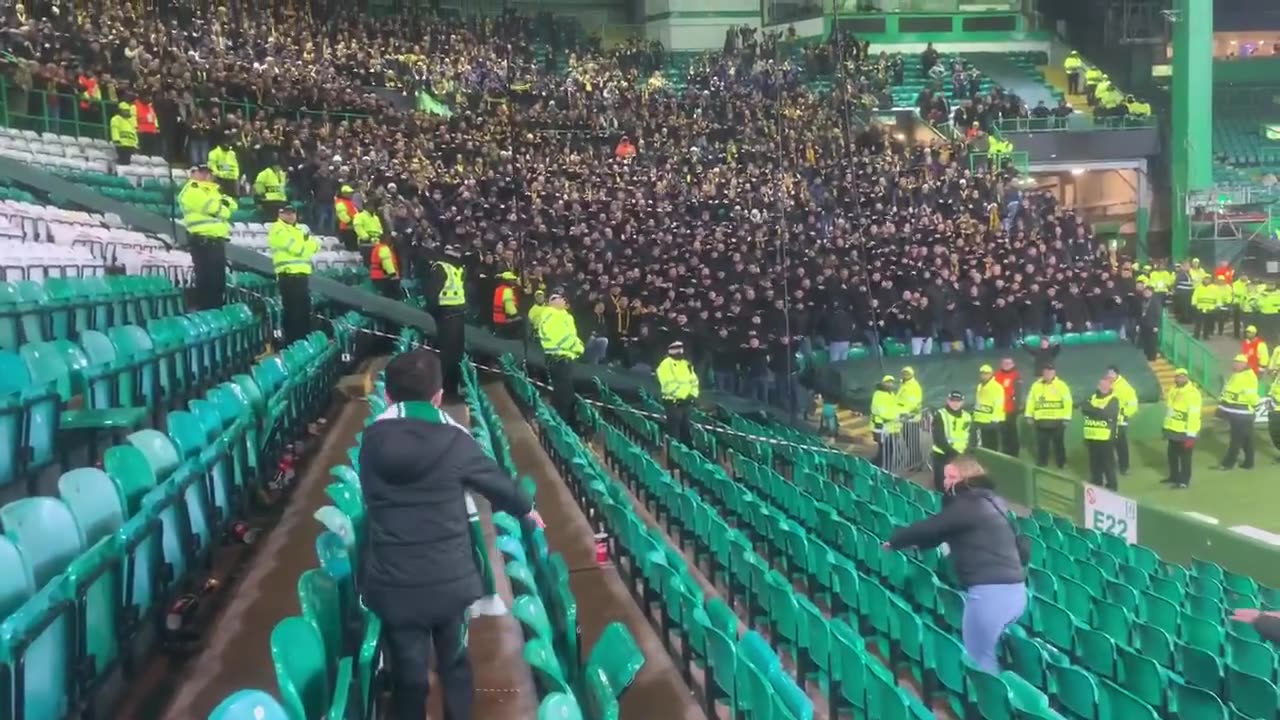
[525,638,572,695]
[537,692,584,720]
[1226,666,1279,719]
[298,569,344,676]
[207,689,291,720]
[270,616,352,720]
[514,593,554,643]
[585,621,645,701]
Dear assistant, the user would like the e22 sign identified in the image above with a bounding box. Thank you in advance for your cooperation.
[1084,486,1138,544]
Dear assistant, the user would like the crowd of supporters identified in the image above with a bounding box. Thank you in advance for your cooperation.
[0,3,1148,413]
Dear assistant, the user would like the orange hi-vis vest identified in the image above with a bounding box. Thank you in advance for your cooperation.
[78,76,100,111]
[1243,336,1266,374]
[134,100,158,134]
[335,197,357,230]
[493,284,517,324]
[369,241,398,280]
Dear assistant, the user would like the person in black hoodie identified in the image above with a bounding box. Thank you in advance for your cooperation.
[885,456,1027,672]
[359,350,537,720]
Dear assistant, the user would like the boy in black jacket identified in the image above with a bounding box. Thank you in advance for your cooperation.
[359,350,537,720]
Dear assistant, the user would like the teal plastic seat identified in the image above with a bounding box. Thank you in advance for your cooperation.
[167,409,233,532]
[270,616,353,720]
[537,692,584,720]
[0,533,73,720]
[207,689,290,720]
[298,569,344,675]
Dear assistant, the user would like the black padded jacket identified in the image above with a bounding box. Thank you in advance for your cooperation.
[887,484,1026,589]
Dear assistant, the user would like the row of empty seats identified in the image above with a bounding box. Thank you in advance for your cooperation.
[0,306,377,720]
[0,127,180,183]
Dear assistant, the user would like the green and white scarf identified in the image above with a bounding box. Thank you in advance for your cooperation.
[374,401,506,618]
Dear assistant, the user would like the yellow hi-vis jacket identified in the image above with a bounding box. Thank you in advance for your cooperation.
[1025,377,1073,424]
[1191,283,1220,312]
[656,357,700,401]
[352,210,384,245]
[897,378,923,420]
[931,407,971,455]
[1164,384,1201,439]
[974,378,1007,424]
[267,220,319,275]
[871,389,901,434]
[539,308,584,360]
[1219,370,1260,418]
[435,261,465,307]
[1113,375,1138,425]
[178,179,232,240]
[208,145,239,182]
[110,113,138,149]
[253,167,287,202]
[1082,392,1119,442]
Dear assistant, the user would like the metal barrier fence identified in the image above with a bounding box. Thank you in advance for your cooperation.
[875,415,931,476]
[1158,309,1224,397]
[0,77,370,141]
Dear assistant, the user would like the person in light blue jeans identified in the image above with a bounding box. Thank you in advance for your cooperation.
[884,456,1028,672]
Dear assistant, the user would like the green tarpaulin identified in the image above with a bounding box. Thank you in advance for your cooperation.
[415,91,453,118]
[814,343,1162,411]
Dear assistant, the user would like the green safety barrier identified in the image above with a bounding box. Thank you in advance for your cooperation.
[0,76,370,141]
[976,448,1280,588]
[968,150,1029,174]
[994,115,1156,133]
[1158,309,1224,396]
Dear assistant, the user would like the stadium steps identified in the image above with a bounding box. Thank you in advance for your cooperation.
[1149,357,1218,412]
[804,403,874,451]
[1039,65,1091,109]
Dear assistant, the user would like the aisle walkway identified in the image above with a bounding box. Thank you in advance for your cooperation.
[487,382,707,720]
[145,367,536,719]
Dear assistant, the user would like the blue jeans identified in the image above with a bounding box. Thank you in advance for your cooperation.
[940,340,964,353]
[828,340,851,363]
[910,336,933,355]
[714,371,737,394]
[963,583,1028,672]
[187,138,211,166]
[965,330,987,351]
[863,329,882,357]
[583,336,608,365]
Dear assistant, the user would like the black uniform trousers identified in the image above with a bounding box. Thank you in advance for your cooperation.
[931,451,955,492]
[1086,440,1117,490]
[189,237,227,310]
[548,357,576,428]
[1270,412,1280,453]
[1115,424,1130,473]
[1000,414,1020,457]
[375,278,402,300]
[1138,325,1158,361]
[338,227,358,252]
[1034,423,1067,469]
[1167,439,1194,486]
[664,399,693,446]
[384,607,472,720]
[277,273,312,345]
[977,423,1001,453]
[216,178,237,198]
[1221,413,1256,469]
[1193,308,1216,339]
[434,308,466,396]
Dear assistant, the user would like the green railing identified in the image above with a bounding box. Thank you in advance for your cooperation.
[994,115,1156,134]
[0,76,371,141]
[967,150,1030,174]
[1159,309,1224,396]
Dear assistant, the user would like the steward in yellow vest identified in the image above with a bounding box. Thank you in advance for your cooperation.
[1025,365,1072,469]
[207,142,239,196]
[109,102,138,164]
[1218,355,1260,471]
[1268,365,1280,459]
[897,366,923,421]
[1107,367,1138,474]
[871,375,901,469]
[267,206,319,344]
[656,341,700,444]
[930,391,972,491]
[253,163,288,221]
[428,247,468,397]
[974,364,1007,451]
[1164,368,1201,488]
[1082,377,1120,490]
[1192,276,1221,340]
[1063,51,1084,94]
[540,294,585,428]
[179,164,235,310]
